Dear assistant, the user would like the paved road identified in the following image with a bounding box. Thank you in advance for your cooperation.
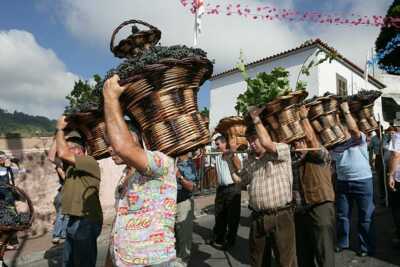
[7,203,400,267]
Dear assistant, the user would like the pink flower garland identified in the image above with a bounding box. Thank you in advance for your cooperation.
[179,0,400,29]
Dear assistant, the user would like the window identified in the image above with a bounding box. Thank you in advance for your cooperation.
[336,74,348,96]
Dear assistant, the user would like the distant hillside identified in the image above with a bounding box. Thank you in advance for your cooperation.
[0,109,56,137]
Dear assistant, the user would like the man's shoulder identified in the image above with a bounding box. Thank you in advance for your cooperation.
[73,155,100,178]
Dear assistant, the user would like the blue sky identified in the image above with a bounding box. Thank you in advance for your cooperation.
[0,0,392,118]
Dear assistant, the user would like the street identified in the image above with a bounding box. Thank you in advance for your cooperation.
[6,201,400,267]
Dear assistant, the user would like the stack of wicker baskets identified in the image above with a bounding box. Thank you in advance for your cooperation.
[349,102,379,134]
[307,95,347,148]
[261,90,308,144]
[111,20,212,156]
[215,116,248,151]
[69,111,110,160]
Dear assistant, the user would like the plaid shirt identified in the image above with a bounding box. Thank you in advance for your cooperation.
[241,143,293,211]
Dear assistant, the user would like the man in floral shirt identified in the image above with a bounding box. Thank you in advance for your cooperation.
[103,75,177,267]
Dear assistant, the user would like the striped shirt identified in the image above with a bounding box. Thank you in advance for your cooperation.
[240,143,293,211]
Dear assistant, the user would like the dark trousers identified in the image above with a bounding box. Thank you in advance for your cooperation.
[295,202,335,267]
[63,217,102,267]
[389,182,400,239]
[249,208,297,267]
[374,155,386,200]
[213,184,241,244]
[336,179,375,253]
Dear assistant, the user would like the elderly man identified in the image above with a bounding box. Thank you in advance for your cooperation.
[331,102,375,257]
[209,135,242,250]
[55,118,103,267]
[239,107,296,267]
[388,128,400,246]
[103,75,177,267]
[292,106,335,267]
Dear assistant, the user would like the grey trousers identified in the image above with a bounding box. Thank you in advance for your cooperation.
[175,198,194,266]
[295,202,335,267]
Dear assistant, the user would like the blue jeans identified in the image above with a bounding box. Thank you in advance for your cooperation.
[63,217,102,267]
[336,178,375,253]
[53,191,69,239]
[53,211,69,239]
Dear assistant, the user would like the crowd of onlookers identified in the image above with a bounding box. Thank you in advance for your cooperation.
[1,75,399,267]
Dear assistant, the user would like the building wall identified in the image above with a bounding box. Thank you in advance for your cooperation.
[317,55,385,126]
[210,48,319,130]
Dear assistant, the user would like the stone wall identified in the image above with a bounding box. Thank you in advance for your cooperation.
[1,137,125,237]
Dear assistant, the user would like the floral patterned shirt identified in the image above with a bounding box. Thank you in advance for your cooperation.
[111,151,177,266]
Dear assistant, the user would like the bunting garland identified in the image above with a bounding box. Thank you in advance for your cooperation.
[179,0,400,29]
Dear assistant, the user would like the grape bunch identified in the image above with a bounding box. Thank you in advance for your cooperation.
[17,212,30,225]
[0,205,30,227]
[0,205,18,226]
[348,90,382,104]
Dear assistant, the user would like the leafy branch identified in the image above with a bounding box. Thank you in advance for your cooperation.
[235,51,291,115]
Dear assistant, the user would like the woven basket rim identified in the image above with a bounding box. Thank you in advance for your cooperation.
[119,56,213,86]
[215,116,246,133]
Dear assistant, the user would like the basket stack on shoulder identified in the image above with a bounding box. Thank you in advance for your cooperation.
[216,116,248,151]
[348,90,382,134]
[110,20,212,156]
[260,90,308,144]
[69,111,109,159]
[306,95,347,148]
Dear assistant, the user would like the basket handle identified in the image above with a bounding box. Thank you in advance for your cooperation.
[110,19,160,53]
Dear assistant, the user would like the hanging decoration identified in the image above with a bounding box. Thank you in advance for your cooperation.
[179,0,400,29]
[194,0,205,46]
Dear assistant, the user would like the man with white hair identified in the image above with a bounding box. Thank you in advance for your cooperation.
[388,125,400,246]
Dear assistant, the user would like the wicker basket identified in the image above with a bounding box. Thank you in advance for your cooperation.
[110,19,161,58]
[109,20,213,156]
[69,111,110,160]
[0,184,34,262]
[216,116,248,151]
[142,112,210,156]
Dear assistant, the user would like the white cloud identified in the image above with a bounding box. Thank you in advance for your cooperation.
[53,0,392,74]
[0,30,78,118]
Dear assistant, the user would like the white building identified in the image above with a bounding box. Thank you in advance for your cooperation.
[209,39,387,130]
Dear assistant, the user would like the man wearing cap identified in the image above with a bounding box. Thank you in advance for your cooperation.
[55,119,102,267]
[331,102,375,257]
[239,107,296,267]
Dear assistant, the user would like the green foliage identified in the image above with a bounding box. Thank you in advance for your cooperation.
[0,108,56,137]
[64,74,102,114]
[375,0,400,73]
[235,52,291,115]
[296,80,307,91]
[200,107,209,118]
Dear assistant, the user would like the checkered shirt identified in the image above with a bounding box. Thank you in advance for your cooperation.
[241,143,293,211]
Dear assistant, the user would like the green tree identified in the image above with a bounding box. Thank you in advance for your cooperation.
[64,74,102,114]
[200,107,209,118]
[375,0,400,74]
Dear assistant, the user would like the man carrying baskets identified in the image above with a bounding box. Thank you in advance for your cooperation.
[103,75,178,267]
[54,117,103,267]
[239,107,297,267]
[331,102,375,257]
[291,106,335,267]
